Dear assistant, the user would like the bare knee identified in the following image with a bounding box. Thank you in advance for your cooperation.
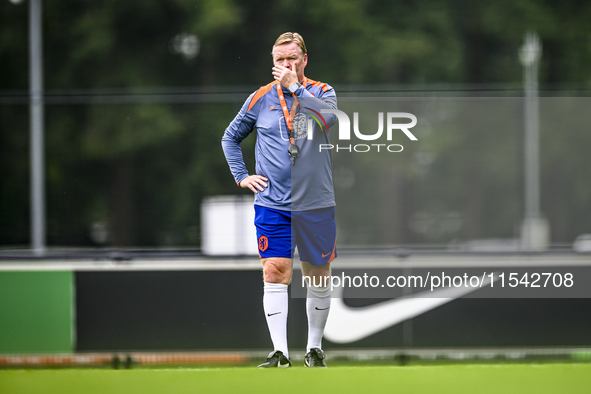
[262,258,292,284]
[301,261,331,287]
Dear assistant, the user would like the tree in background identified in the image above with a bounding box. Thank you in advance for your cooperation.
[1,0,590,247]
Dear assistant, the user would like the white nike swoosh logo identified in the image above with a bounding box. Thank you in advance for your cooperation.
[324,275,497,343]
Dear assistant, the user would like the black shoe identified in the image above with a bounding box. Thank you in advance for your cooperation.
[304,348,327,368]
[257,350,292,368]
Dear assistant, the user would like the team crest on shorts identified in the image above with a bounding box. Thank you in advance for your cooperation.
[258,235,269,252]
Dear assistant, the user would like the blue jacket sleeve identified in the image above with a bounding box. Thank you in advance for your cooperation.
[221,92,258,185]
[295,84,338,127]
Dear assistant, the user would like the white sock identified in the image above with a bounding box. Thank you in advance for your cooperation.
[306,284,331,353]
[263,282,289,358]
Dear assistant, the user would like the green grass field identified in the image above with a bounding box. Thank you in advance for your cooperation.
[1,363,591,394]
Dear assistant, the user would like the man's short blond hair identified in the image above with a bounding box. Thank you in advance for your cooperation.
[272,32,307,56]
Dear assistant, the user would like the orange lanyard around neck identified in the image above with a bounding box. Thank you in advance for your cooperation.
[276,83,300,131]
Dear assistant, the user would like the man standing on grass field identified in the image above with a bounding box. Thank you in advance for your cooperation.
[222,32,338,368]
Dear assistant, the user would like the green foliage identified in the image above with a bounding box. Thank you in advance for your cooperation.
[1,0,591,247]
[82,105,184,158]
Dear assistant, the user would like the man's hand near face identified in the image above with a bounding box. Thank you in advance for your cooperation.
[272,63,299,89]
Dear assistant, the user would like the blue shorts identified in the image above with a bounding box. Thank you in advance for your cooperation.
[254,205,337,266]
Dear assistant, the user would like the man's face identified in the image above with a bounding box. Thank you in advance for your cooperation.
[273,42,307,80]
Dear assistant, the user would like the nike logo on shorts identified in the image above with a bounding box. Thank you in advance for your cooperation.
[267,312,281,317]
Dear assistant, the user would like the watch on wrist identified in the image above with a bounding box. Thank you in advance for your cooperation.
[288,82,301,94]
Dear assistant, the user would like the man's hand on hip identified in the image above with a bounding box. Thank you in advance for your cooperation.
[272,63,299,89]
[240,175,269,194]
